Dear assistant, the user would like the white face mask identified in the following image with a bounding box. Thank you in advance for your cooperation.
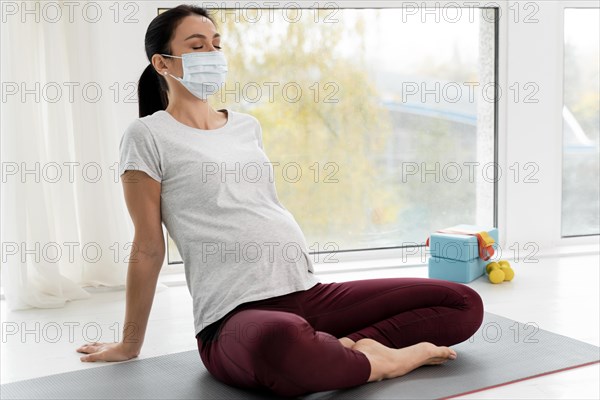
[161,51,228,100]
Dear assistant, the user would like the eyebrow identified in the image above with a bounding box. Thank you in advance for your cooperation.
[184,33,220,41]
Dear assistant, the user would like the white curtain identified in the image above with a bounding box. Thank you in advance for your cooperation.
[0,1,154,310]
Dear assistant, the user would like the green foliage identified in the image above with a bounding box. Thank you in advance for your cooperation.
[209,10,399,248]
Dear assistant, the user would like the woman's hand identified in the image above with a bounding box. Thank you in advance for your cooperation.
[76,341,139,362]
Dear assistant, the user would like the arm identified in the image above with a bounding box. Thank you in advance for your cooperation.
[77,170,164,362]
[120,169,165,357]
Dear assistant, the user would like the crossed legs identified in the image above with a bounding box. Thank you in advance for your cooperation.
[197,278,484,397]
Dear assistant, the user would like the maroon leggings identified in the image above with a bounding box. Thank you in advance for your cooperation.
[196,277,484,397]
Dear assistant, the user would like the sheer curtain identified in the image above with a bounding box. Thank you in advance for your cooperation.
[0,1,151,310]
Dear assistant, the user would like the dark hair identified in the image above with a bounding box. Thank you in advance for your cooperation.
[138,5,216,118]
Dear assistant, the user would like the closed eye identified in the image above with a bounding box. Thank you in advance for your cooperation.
[192,46,222,50]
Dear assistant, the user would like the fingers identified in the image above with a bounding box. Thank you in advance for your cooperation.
[78,344,104,362]
[76,342,134,363]
[76,342,102,354]
[80,352,102,362]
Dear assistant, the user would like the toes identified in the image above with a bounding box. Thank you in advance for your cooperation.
[446,348,457,359]
[428,345,457,362]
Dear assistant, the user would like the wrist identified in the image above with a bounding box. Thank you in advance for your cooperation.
[120,340,142,357]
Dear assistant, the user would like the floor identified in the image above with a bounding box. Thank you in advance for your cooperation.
[1,253,599,399]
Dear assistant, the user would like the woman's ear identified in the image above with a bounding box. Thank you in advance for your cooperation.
[152,54,170,75]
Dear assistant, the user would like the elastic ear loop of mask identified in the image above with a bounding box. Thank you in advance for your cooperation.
[160,54,182,80]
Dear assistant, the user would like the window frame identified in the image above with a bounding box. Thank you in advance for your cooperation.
[499,0,599,263]
[560,5,600,239]
[159,0,600,277]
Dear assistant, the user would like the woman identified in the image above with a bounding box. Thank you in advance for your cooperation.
[76,5,484,397]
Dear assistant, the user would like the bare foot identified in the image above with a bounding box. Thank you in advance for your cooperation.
[338,337,356,349]
[353,339,457,382]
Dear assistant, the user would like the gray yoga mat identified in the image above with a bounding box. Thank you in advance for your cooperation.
[2,312,599,400]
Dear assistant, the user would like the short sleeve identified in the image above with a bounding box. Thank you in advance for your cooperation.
[119,119,163,183]
[255,120,264,151]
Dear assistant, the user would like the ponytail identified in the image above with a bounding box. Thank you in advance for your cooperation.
[138,63,168,118]
[140,5,216,118]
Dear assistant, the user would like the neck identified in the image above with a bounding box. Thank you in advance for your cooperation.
[165,97,225,130]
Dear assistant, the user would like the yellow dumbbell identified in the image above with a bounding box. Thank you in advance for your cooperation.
[486,262,500,274]
[498,260,515,281]
[486,260,515,283]
[487,263,505,284]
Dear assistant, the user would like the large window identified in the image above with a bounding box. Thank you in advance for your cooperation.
[562,8,600,237]
[165,6,497,264]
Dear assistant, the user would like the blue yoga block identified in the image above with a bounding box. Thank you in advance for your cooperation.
[429,224,499,262]
[428,256,487,283]
[428,225,499,283]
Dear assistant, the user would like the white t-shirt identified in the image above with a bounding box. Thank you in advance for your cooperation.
[119,109,320,336]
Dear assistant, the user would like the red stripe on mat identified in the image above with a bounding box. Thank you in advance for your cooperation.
[443,359,600,399]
